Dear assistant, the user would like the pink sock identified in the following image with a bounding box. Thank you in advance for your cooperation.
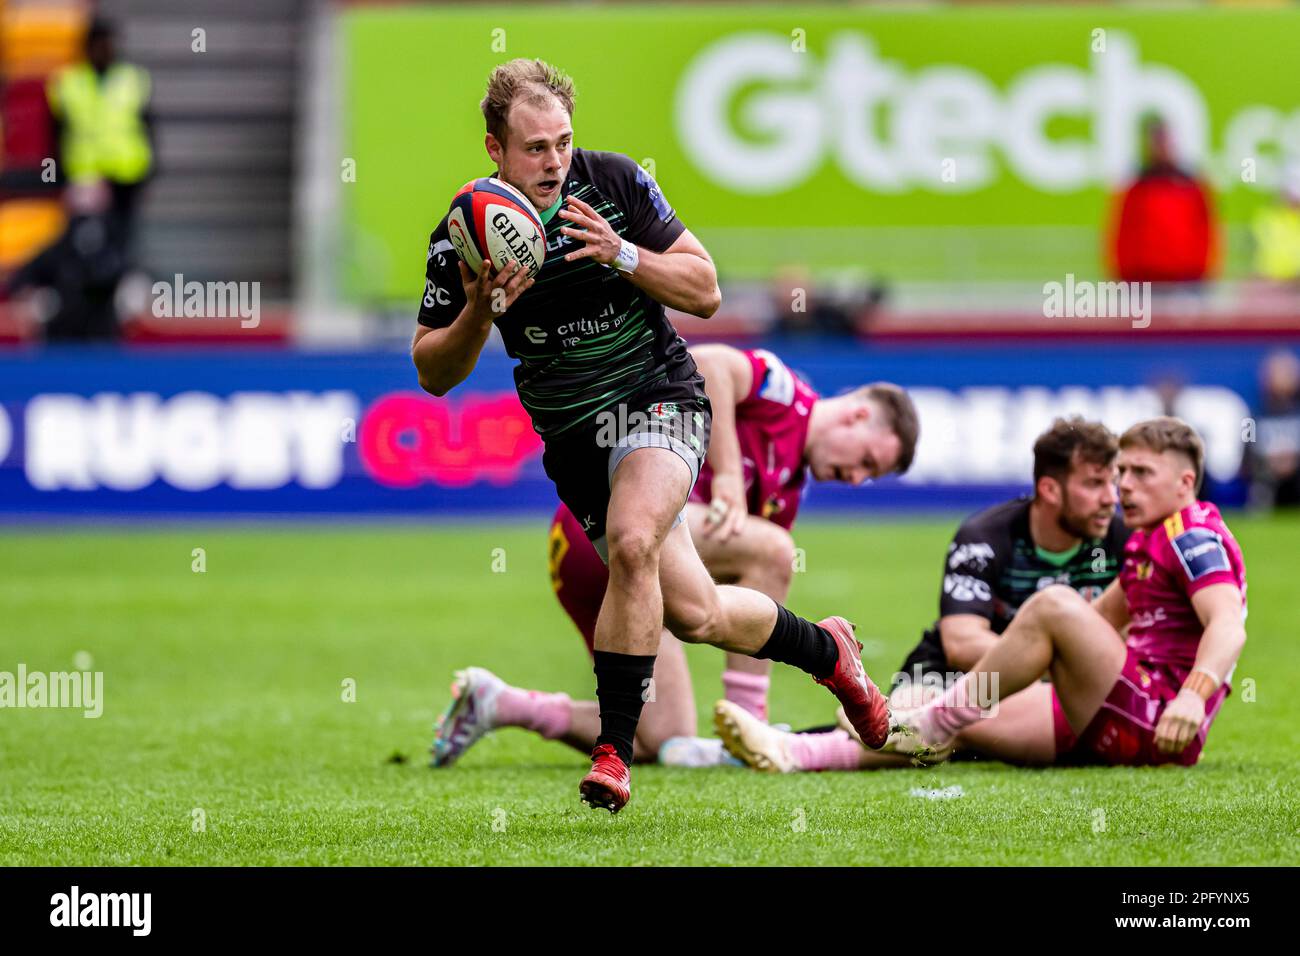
[920,673,985,740]
[722,669,770,721]
[494,686,573,740]
[787,730,864,771]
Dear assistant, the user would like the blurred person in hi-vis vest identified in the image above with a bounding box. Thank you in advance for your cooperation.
[46,17,154,241]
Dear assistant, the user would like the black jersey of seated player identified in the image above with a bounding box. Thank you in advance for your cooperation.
[896,496,1130,682]
[417,148,698,440]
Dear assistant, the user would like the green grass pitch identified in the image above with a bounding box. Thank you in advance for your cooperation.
[2,514,1297,866]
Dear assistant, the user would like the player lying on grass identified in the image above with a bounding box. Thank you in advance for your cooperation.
[716,416,1133,771]
[431,344,918,768]
[412,58,898,812]
[881,417,1245,767]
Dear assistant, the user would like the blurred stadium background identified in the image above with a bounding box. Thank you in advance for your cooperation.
[2,0,1299,520]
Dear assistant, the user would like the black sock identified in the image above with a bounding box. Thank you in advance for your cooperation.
[755,605,838,679]
[593,650,656,766]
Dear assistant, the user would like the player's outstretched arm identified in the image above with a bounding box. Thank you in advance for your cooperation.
[1154,583,1246,755]
[558,195,721,317]
[691,344,753,541]
[413,259,533,397]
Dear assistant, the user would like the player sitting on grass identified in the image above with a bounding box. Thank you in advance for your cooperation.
[881,417,1245,767]
[431,344,918,768]
[716,416,1132,771]
[412,58,898,812]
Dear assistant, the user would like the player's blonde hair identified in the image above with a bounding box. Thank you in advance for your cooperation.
[1119,417,1206,491]
[481,59,576,145]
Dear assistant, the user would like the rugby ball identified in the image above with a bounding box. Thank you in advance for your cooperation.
[446,177,546,279]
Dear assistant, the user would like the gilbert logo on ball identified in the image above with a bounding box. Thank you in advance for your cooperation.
[447,177,546,279]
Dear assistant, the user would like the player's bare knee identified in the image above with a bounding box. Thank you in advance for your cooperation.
[762,527,796,589]
[605,525,660,579]
[733,522,794,595]
[1023,584,1086,624]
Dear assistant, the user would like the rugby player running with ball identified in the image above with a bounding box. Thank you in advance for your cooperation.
[411,59,889,812]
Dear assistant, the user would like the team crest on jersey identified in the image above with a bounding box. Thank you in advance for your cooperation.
[1135,561,1153,580]
[1136,665,1153,689]
[647,402,678,420]
[1172,527,1231,581]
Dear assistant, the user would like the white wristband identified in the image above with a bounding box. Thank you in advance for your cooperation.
[612,239,639,275]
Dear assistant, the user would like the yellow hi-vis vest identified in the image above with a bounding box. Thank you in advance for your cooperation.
[47,62,152,184]
[1253,205,1300,282]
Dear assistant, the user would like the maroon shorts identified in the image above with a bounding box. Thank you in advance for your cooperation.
[1051,647,1229,766]
[548,504,609,656]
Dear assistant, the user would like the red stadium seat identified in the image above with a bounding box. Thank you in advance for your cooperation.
[1,77,56,172]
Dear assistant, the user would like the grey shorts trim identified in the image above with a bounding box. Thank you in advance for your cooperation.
[590,431,703,565]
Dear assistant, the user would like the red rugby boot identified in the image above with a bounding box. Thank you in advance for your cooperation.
[579,744,631,813]
[813,616,890,749]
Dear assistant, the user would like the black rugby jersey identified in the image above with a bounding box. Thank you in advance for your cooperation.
[417,148,697,439]
[898,497,1130,680]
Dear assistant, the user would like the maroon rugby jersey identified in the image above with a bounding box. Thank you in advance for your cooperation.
[689,349,817,531]
[1120,501,1247,676]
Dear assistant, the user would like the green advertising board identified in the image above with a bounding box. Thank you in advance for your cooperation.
[342,4,1300,302]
